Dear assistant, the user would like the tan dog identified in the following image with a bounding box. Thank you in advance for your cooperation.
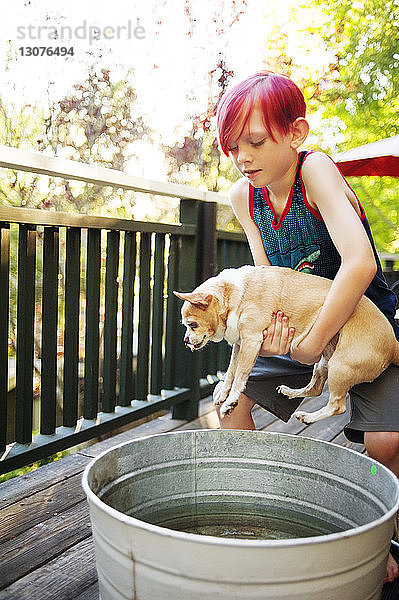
[174,265,399,423]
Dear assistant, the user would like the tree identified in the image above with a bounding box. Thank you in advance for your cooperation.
[311,0,398,144]
[301,0,399,252]
[45,67,151,215]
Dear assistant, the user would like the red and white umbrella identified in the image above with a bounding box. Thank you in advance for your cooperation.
[333,135,399,177]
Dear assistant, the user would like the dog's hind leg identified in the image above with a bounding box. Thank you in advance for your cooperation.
[293,364,349,424]
[277,356,328,400]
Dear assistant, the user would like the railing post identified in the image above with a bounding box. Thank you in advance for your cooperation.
[172,199,217,420]
[199,201,217,281]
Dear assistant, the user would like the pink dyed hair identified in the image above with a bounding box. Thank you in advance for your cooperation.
[216,71,306,156]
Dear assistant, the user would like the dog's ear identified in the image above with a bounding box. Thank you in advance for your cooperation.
[173,291,213,309]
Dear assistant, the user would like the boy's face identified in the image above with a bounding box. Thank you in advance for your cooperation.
[227,106,300,188]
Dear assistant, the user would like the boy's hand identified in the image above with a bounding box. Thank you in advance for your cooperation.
[259,312,295,357]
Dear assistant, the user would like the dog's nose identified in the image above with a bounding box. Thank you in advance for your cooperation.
[184,335,190,346]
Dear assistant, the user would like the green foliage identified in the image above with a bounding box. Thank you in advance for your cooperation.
[346,177,398,253]
[298,0,399,252]
[311,0,399,145]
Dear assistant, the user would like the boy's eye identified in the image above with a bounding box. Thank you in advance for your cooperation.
[228,146,238,153]
[251,139,265,147]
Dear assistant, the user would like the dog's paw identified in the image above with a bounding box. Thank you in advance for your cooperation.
[219,394,239,417]
[293,410,313,424]
[277,384,288,396]
[213,384,230,407]
[276,384,296,399]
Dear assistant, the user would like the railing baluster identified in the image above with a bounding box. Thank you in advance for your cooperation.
[63,227,81,427]
[231,241,239,268]
[164,235,179,389]
[15,224,36,444]
[119,231,136,407]
[0,225,10,452]
[136,232,151,400]
[219,239,229,270]
[246,245,253,266]
[239,241,249,266]
[84,229,101,420]
[150,234,165,395]
[41,227,59,434]
[218,339,230,374]
[103,230,120,413]
[172,199,201,420]
[209,238,225,375]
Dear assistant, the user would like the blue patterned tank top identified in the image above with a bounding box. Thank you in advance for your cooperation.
[249,150,399,338]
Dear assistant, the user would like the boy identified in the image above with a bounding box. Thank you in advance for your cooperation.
[215,71,399,582]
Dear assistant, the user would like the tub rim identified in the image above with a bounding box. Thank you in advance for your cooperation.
[82,429,399,548]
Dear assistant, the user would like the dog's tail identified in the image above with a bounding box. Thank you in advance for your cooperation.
[393,341,399,366]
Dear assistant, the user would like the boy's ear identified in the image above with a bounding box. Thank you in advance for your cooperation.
[290,117,309,149]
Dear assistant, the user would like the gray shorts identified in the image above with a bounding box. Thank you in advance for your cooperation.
[244,354,399,443]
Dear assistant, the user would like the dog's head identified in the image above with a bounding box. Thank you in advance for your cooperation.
[173,290,223,351]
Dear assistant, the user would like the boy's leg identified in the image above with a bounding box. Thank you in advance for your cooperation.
[364,432,399,476]
[365,431,399,584]
[345,365,399,445]
[345,365,399,584]
[214,382,256,429]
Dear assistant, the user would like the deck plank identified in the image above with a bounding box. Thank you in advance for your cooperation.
[0,500,90,588]
[0,537,97,600]
[0,453,90,509]
[1,472,86,543]
[73,583,100,600]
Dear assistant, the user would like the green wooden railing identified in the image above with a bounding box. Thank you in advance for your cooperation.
[0,146,251,474]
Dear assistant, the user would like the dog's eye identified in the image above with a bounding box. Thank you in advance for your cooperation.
[188,322,198,330]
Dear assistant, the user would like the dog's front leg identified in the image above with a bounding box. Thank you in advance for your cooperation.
[219,334,263,417]
[213,343,240,407]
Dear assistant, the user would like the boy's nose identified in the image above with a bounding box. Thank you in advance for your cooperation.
[237,147,252,164]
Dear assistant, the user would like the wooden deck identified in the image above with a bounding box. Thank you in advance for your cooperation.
[1,392,398,600]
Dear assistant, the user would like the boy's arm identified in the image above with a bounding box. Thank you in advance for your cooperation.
[292,152,377,365]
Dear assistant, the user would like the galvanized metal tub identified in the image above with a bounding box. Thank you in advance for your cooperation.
[82,429,399,600]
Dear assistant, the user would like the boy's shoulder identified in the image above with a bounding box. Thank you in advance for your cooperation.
[301,150,344,188]
[228,177,256,226]
[229,177,248,206]
[302,150,340,177]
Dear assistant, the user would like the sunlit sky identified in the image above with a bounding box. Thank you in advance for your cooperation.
[0,0,333,181]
